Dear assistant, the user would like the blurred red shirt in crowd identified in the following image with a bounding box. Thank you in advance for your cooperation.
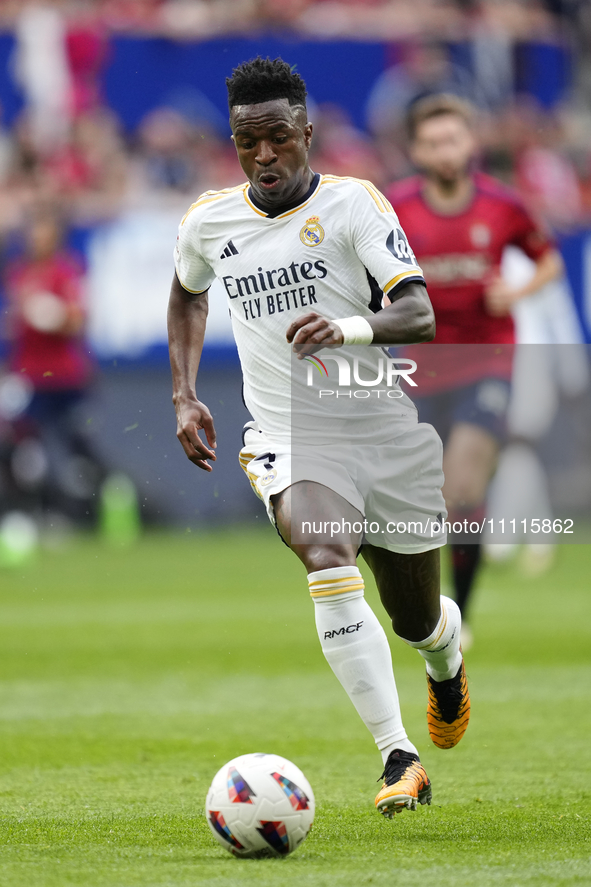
[5,214,93,391]
[66,8,110,115]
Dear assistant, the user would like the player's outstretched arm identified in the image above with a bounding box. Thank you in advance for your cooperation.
[369,282,435,344]
[168,273,217,472]
[286,282,435,353]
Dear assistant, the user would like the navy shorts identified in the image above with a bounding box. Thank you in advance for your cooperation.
[412,378,511,446]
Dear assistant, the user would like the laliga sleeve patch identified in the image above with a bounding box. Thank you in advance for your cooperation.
[386,227,417,265]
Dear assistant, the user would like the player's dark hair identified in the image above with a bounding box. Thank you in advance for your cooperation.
[226,57,307,111]
[407,93,474,141]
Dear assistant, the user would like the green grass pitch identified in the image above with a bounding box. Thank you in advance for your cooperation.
[0,526,590,887]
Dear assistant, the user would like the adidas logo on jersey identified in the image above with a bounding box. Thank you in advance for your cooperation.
[220,240,239,259]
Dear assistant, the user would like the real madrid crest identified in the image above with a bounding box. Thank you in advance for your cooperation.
[300,216,325,247]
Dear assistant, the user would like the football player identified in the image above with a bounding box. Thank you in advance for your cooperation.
[169,59,471,818]
[387,94,562,641]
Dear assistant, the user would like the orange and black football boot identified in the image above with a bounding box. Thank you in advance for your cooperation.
[427,659,471,749]
[375,749,432,819]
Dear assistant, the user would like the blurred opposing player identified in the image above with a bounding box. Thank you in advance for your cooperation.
[168,58,470,819]
[387,95,562,638]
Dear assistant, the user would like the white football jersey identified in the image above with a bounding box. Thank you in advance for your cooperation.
[174,173,426,441]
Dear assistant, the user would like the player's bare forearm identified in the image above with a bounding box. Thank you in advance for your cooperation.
[368,282,435,344]
[168,273,208,399]
[167,273,217,471]
[286,282,434,353]
[521,249,563,297]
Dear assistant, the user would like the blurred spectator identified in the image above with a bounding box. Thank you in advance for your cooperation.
[366,41,488,181]
[2,206,104,522]
[99,0,166,33]
[309,103,386,188]
[160,0,260,38]
[513,106,584,230]
[65,0,111,115]
[366,42,486,140]
[3,106,127,229]
[471,1,517,110]
[13,0,72,152]
[257,0,311,30]
[130,107,198,199]
[43,108,128,223]
[479,99,584,229]
[126,108,212,208]
[5,206,93,400]
[124,105,245,210]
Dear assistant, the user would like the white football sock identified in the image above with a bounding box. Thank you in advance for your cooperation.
[403,595,463,682]
[308,565,418,764]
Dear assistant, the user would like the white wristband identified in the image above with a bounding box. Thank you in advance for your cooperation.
[332,315,374,346]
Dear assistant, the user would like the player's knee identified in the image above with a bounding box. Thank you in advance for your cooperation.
[292,543,356,575]
[391,612,439,643]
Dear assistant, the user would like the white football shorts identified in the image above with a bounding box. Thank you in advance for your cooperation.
[238,419,447,554]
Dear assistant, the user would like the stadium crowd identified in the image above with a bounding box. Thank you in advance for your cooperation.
[0,0,588,41]
[0,1,589,234]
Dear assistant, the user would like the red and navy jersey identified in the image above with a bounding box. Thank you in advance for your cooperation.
[6,252,93,391]
[387,172,553,391]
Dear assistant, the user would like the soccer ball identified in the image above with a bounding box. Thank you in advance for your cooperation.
[205,752,315,858]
